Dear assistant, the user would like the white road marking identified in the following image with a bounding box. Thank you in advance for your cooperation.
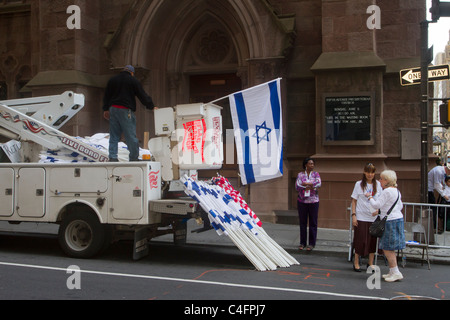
[0,261,387,300]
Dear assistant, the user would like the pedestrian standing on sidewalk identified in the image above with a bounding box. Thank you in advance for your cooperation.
[296,157,321,251]
[427,162,450,232]
[350,163,381,272]
[366,170,405,282]
[437,175,450,233]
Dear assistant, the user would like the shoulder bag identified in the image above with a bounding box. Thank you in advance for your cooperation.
[369,191,400,238]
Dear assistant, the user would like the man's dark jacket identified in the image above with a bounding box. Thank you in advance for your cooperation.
[103,71,155,112]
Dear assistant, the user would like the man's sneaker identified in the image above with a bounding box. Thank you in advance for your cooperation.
[384,272,403,282]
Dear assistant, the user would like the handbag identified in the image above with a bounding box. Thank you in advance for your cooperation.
[369,191,399,238]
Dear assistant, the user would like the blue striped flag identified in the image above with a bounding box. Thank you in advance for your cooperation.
[229,78,283,185]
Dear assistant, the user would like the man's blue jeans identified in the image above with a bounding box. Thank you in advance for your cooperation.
[109,107,139,161]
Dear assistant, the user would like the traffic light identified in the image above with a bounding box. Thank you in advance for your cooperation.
[440,100,450,126]
[430,0,450,22]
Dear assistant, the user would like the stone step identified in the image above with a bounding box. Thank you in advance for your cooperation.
[274,210,299,225]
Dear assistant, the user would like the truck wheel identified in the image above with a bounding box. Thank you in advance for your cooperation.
[58,212,106,259]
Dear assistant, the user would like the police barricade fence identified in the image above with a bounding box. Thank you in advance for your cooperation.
[402,202,450,249]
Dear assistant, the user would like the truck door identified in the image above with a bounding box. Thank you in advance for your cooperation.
[17,167,45,218]
[112,167,144,220]
[0,168,14,217]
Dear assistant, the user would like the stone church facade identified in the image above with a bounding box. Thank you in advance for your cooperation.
[0,0,427,228]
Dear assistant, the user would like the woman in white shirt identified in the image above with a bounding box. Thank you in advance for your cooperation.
[366,170,405,282]
[350,163,381,272]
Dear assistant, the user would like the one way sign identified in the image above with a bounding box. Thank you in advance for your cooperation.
[400,64,450,86]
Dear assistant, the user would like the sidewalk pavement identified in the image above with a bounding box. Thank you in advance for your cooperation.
[172,219,450,266]
[1,220,449,265]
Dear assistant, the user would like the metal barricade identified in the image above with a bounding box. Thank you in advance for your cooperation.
[402,202,450,249]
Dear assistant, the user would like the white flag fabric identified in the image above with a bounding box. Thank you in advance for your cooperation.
[229,78,283,185]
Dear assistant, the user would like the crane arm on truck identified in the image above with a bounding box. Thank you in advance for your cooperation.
[0,91,128,162]
[0,91,85,130]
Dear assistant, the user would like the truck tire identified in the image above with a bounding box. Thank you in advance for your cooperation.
[58,212,106,259]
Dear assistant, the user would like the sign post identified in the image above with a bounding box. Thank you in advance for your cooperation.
[420,20,429,204]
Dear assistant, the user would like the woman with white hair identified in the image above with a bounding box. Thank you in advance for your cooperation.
[366,170,405,282]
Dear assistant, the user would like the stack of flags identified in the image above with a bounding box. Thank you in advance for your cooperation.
[181,175,299,271]
[211,175,262,227]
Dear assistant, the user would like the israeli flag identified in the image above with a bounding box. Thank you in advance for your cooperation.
[229,78,283,185]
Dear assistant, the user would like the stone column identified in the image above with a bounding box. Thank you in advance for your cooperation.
[26,0,106,137]
[309,0,386,228]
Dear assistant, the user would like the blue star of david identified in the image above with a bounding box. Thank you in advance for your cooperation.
[253,121,272,144]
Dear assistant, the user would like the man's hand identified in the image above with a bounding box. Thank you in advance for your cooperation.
[103,110,110,120]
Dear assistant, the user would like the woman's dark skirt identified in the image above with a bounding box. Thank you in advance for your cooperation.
[353,220,377,256]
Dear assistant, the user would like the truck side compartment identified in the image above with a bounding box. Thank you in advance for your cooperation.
[0,162,198,259]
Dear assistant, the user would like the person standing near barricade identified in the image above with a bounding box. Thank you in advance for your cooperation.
[437,175,450,233]
[427,163,450,232]
[366,170,405,282]
[350,163,381,272]
[296,157,321,251]
[103,65,158,162]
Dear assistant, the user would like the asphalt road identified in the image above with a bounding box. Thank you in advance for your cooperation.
[0,232,448,307]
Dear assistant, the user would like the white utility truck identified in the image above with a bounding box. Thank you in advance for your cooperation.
[0,92,223,260]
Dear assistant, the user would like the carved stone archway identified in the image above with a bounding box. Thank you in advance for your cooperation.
[107,0,295,106]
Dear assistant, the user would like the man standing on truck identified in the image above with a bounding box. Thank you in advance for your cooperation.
[102,65,158,162]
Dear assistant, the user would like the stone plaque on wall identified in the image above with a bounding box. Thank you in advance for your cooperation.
[323,93,374,145]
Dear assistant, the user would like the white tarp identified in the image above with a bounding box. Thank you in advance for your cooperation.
[39,133,151,163]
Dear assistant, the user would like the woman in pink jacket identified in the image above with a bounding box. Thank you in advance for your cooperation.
[296,157,322,251]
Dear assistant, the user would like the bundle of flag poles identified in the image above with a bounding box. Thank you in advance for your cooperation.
[181,175,299,271]
[211,175,262,227]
